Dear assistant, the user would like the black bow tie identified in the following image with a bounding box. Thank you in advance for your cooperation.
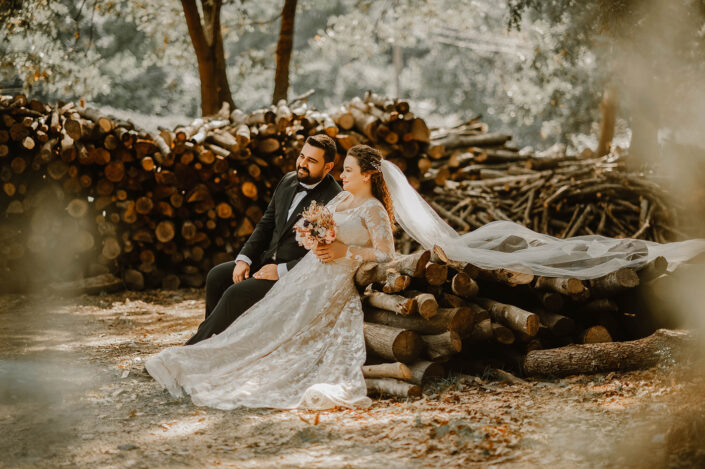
[296,184,313,194]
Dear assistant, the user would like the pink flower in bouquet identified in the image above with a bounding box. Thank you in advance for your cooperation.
[294,200,337,249]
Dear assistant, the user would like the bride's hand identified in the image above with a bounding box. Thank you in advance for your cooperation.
[314,240,347,263]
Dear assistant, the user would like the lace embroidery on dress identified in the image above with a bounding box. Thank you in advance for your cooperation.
[340,199,394,263]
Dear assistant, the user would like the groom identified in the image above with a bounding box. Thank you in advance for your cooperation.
[185,134,342,345]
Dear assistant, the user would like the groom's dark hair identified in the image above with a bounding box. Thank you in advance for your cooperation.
[305,134,337,163]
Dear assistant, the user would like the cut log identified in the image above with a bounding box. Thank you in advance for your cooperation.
[363,290,416,316]
[65,198,89,218]
[478,267,534,286]
[534,276,587,296]
[362,362,411,380]
[523,328,693,377]
[535,309,575,336]
[424,262,448,286]
[431,245,480,278]
[441,292,466,308]
[402,291,438,319]
[364,306,472,336]
[475,297,539,336]
[101,237,121,260]
[407,360,445,385]
[466,318,514,344]
[580,325,613,344]
[365,378,422,398]
[589,268,639,297]
[536,291,564,313]
[433,132,511,149]
[491,322,516,344]
[372,270,411,294]
[123,269,145,291]
[161,274,181,290]
[363,322,423,363]
[450,272,479,298]
[354,250,430,285]
[155,221,176,243]
[421,330,462,360]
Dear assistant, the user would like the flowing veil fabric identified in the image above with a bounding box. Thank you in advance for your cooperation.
[380,160,705,279]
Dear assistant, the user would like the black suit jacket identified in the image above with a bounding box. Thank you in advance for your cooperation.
[238,171,342,271]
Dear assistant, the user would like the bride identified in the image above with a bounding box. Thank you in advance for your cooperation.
[147,144,705,410]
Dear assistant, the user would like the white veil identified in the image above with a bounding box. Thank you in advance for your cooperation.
[380,159,705,279]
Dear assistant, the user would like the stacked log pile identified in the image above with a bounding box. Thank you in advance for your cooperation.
[0,94,370,291]
[359,244,690,397]
[0,92,695,294]
[329,91,431,187]
[2,93,697,398]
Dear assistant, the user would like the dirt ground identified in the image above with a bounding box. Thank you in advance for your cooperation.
[1,289,704,469]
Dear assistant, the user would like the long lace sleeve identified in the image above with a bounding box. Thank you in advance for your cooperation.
[345,202,395,263]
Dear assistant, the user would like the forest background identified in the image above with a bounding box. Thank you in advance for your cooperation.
[6,0,705,158]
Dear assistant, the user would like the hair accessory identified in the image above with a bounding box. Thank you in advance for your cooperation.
[369,158,382,171]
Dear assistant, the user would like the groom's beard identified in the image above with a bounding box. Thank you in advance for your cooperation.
[296,166,325,185]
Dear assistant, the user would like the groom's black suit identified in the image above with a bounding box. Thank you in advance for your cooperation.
[186,171,342,345]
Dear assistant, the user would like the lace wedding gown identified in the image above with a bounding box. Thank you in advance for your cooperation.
[146,191,394,410]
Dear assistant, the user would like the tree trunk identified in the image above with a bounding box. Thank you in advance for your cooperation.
[272,0,298,104]
[596,84,617,157]
[181,0,235,116]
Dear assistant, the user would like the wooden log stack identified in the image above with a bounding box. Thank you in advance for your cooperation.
[331,91,431,185]
[1,93,699,401]
[0,94,378,291]
[358,244,693,397]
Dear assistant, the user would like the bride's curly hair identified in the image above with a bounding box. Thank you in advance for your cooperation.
[347,145,395,226]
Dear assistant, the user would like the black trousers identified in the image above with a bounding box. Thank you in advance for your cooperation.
[185,260,276,345]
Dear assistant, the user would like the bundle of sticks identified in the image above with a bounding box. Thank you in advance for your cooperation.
[418,122,695,244]
[358,244,694,398]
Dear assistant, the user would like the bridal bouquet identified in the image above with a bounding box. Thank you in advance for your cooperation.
[294,200,337,249]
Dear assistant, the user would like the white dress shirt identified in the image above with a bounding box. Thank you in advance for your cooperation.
[235,179,322,278]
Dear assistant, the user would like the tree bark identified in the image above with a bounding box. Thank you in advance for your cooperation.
[366,378,421,398]
[364,306,473,337]
[362,362,411,380]
[523,329,693,377]
[181,0,235,116]
[407,360,445,385]
[272,0,298,104]
[596,84,617,157]
[421,330,462,360]
[363,322,422,363]
[475,297,539,336]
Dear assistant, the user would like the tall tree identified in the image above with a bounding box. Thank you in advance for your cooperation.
[181,0,235,115]
[272,0,298,104]
[507,0,705,159]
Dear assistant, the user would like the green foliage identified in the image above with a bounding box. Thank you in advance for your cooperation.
[5,0,703,150]
[507,0,705,146]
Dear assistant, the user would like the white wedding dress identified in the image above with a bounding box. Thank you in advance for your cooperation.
[146,191,394,410]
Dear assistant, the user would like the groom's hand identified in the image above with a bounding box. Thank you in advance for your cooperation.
[232,260,250,283]
[253,264,278,281]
